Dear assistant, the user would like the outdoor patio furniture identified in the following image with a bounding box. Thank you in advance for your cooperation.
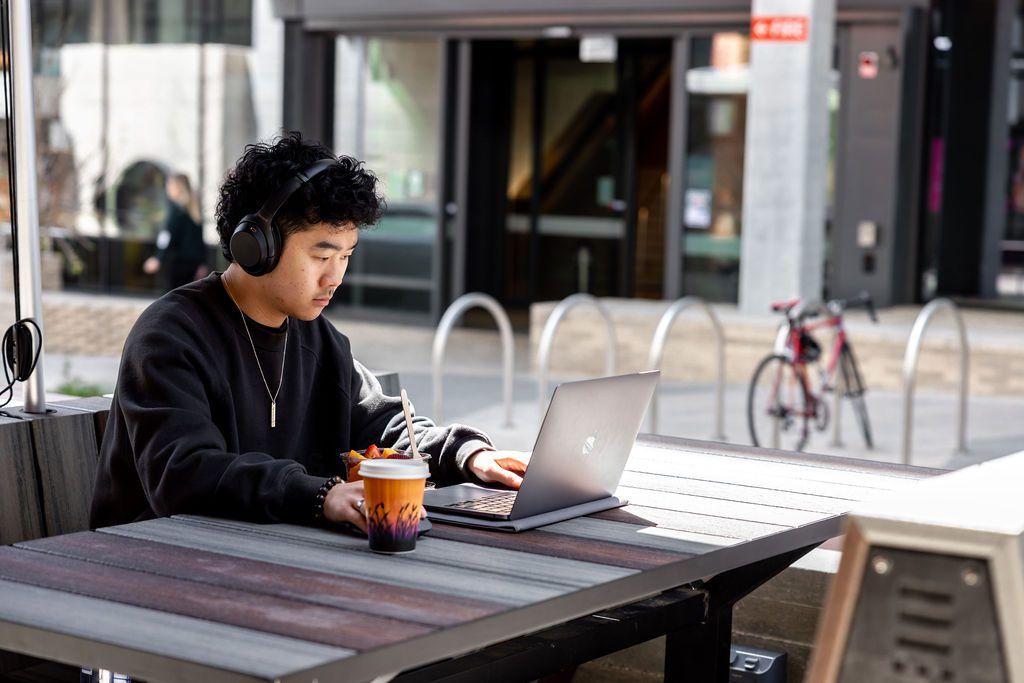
[0,433,934,682]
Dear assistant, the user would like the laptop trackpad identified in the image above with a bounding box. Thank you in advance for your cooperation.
[424,483,508,507]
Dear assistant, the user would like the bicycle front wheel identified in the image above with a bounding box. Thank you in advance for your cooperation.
[839,343,873,449]
[747,355,810,452]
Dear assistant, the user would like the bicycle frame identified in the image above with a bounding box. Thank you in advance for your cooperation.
[752,293,875,451]
[776,309,848,404]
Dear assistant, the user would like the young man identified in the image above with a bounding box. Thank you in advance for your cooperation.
[90,132,527,532]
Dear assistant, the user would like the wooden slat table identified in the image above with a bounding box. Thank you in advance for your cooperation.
[0,435,936,683]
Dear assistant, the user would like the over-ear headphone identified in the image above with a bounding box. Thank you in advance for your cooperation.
[229,158,337,276]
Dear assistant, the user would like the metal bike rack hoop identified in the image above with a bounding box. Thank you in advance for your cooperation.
[432,293,515,427]
[901,298,969,464]
[536,294,616,419]
[646,296,726,440]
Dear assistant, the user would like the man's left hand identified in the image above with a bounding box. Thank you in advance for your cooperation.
[466,450,530,489]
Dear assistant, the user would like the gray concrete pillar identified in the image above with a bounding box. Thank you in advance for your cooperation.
[739,1,835,314]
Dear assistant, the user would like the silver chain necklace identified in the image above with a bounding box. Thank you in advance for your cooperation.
[222,277,288,429]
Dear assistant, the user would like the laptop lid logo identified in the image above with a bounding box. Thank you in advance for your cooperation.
[582,435,597,458]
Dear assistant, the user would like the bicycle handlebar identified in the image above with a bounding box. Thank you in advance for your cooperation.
[771,291,878,324]
[827,290,878,323]
[770,299,821,322]
[770,298,800,313]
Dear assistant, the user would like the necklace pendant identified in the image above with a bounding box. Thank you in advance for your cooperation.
[271,401,277,429]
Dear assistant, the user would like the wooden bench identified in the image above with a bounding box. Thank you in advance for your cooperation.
[0,400,107,546]
[0,413,43,545]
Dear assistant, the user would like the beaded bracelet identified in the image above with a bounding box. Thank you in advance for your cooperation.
[312,475,344,521]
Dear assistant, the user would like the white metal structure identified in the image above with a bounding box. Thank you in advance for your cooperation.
[901,298,969,464]
[431,292,514,427]
[535,294,615,420]
[645,297,725,439]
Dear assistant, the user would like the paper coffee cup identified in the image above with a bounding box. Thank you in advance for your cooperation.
[359,459,429,554]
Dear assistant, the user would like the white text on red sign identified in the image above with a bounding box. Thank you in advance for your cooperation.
[750,16,810,42]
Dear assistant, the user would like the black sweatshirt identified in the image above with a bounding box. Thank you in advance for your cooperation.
[90,273,492,528]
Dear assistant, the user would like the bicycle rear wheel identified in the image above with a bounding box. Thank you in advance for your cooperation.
[747,355,810,451]
[839,343,873,449]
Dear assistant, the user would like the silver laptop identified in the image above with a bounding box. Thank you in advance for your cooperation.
[424,371,659,532]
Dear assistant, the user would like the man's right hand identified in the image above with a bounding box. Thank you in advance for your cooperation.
[323,480,366,531]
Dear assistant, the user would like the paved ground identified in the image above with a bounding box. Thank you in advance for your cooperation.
[9,309,1015,683]
[14,314,1022,472]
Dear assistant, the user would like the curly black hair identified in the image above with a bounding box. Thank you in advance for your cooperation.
[215,131,384,261]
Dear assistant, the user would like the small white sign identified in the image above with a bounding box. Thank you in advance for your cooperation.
[580,35,617,63]
[684,189,713,229]
[856,220,879,248]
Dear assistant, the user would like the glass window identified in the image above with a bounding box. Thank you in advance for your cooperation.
[681,32,749,303]
[23,0,264,296]
[1001,7,1024,298]
[503,50,536,304]
[32,1,253,47]
[333,37,441,316]
[123,1,252,45]
[113,161,167,239]
[33,0,92,48]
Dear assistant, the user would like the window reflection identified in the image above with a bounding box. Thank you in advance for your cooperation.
[33,1,253,47]
[682,32,749,303]
[15,0,263,296]
[333,38,441,315]
[1001,7,1024,298]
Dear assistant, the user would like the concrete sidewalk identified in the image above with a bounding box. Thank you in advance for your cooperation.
[380,370,1022,470]
[18,313,1021,472]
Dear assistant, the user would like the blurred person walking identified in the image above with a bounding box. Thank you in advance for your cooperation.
[143,173,208,290]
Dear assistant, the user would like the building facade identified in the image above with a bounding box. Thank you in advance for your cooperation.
[279,0,1024,323]
[12,0,1022,323]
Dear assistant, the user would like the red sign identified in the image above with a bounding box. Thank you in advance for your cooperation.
[750,16,809,42]
[858,51,879,79]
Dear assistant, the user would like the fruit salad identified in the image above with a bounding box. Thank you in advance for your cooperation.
[343,444,410,482]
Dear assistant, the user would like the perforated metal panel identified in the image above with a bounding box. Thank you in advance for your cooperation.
[839,547,1008,683]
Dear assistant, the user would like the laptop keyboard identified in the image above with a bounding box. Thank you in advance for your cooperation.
[447,491,518,515]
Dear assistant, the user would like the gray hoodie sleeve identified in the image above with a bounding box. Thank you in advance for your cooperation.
[348,359,493,485]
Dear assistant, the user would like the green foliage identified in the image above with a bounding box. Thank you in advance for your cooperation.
[55,377,105,398]
[55,359,106,398]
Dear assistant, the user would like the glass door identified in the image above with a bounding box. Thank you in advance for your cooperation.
[503,39,621,304]
[501,38,672,306]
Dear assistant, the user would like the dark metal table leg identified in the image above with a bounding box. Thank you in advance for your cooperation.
[395,587,705,683]
[664,542,821,682]
[664,604,733,682]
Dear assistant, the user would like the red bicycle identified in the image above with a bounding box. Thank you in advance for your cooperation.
[746,292,877,452]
